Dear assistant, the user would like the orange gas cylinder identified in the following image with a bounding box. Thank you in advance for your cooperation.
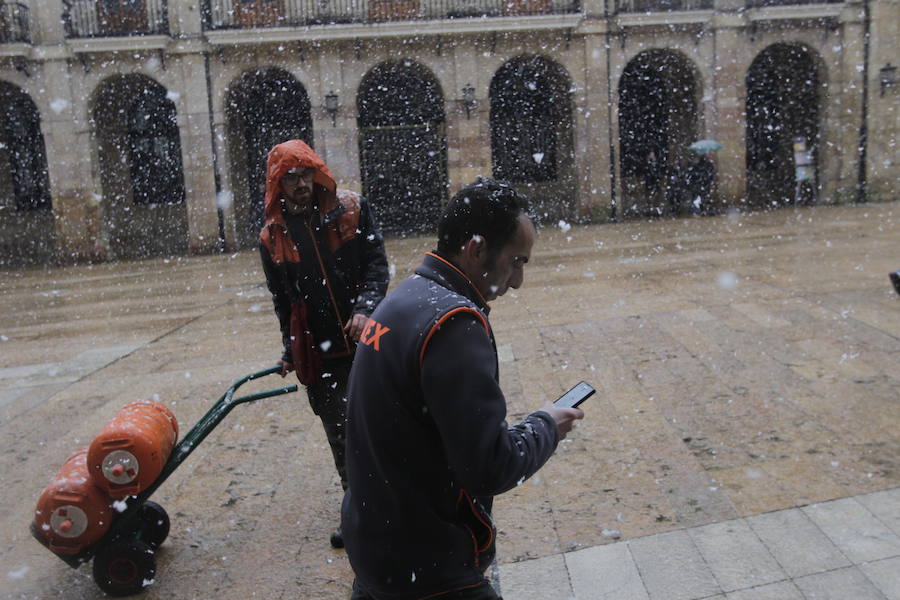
[87,399,178,499]
[33,449,113,555]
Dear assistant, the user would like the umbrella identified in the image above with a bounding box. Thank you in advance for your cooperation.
[688,139,723,154]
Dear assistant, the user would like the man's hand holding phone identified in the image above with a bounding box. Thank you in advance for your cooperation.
[540,381,594,439]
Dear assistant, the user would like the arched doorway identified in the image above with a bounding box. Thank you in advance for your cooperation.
[746,44,822,208]
[0,81,53,264]
[91,74,188,259]
[618,50,701,217]
[490,54,575,223]
[225,68,312,248]
[357,60,447,235]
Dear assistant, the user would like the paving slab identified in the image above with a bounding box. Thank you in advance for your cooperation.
[501,490,900,599]
[860,557,900,600]
[724,580,805,600]
[498,553,573,600]
[802,497,900,564]
[564,543,649,600]
[858,488,900,536]
[746,507,851,578]
[793,566,889,600]
[688,518,786,592]
[628,529,720,600]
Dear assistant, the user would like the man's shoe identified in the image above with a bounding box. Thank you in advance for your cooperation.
[891,270,900,296]
[330,528,344,549]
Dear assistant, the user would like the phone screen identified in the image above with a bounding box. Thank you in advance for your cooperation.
[554,381,595,408]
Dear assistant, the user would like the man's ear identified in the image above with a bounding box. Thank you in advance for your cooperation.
[460,235,487,268]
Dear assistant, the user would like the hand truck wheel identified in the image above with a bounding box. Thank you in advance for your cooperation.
[124,501,170,549]
[92,539,156,597]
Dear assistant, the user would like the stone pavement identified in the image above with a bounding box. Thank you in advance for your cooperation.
[499,488,900,599]
[1,202,898,599]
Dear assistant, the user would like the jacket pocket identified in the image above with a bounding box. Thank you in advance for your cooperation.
[456,489,496,567]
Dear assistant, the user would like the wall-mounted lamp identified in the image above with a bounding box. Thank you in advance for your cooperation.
[12,56,31,78]
[324,90,339,127]
[460,83,476,119]
[879,63,896,97]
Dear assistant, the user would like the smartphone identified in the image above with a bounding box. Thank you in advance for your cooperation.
[553,381,595,409]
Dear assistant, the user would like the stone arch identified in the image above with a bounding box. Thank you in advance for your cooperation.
[745,43,824,208]
[90,73,188,259]
[618,49,702,217]
[489,54,575,223]
[0,81,53,264]
[224,67,313,248]
[357,59,448,235]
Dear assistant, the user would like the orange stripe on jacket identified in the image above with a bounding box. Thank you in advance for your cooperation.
[418,307,489,369]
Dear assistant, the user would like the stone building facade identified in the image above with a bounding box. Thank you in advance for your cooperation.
[0,0,896,262]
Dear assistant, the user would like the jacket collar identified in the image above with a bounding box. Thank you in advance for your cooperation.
[281,192,344,224]
[417,252,491,315]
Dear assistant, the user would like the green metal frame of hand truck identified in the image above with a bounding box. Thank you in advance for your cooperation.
[33,366,298,575]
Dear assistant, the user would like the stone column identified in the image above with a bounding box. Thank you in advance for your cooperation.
[42,60,107,261]
[866,0,898,200]
[168,0,205,36]
[164,0,220,253]
[315,44,361,191]
[607,25,627,218]
[579,21,614,220]
[581,0,605,19]
[447,40,489,194]
[710,11,747,206]
[171,50,221,254]
[28,0,66,41]
[203,55,238,249]
[833,0,866,201]
[27,0,105,260]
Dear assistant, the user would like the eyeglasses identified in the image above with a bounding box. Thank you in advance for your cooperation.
[282,169,314,184]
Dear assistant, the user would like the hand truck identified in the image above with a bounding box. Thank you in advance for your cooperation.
[31,366,298,596]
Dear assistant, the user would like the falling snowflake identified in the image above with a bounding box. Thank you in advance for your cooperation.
[49,98,70,114]
[717,271,738,290]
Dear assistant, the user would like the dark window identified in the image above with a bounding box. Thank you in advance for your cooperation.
[357,61,447,234]
[126,90,185,204]
[619,56,670,180]
[746,44,821,206]
[228,68,312,241]
[490,57,562,183]
[0,86,51,212]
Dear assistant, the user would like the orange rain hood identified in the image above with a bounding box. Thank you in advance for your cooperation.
[259,140,337,264]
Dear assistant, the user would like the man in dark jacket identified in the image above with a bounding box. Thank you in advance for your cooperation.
[342,178,584,599]
[259,139,388,548]
[687,154,716,215]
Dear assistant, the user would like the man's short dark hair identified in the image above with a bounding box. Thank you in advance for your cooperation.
[437,178,530,258]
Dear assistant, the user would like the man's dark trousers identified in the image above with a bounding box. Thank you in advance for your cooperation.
[306,358,351,490]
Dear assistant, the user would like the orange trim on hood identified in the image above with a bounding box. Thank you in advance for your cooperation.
[259,140,337,264]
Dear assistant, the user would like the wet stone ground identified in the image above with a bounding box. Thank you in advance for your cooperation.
[1,203,898,599]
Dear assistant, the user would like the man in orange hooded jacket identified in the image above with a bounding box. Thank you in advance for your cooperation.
[259,140,389,548]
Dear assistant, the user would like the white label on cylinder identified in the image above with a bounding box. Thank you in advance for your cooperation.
[51,505,88,538]
[101,450,139,484]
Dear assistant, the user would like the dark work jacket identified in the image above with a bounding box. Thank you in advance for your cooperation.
[260,196,388,365]
[342,252,559,600]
